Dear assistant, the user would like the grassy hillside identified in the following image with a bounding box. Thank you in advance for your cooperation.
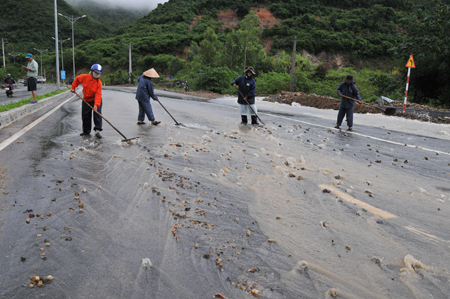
[0,0,110,51]
[3,0,449,107]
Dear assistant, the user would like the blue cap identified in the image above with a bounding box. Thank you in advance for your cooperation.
[25,53,33,58]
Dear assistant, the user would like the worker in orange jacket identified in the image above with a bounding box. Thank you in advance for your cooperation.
[71,64,103,138]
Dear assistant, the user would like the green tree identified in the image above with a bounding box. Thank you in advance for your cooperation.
[186,41,200,62]
[199,27,223,67]
[224,10,265,71]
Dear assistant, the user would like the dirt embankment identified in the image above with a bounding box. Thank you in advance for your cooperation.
[264,91,450,124]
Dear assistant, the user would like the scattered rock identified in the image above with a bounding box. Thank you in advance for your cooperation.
[142,258,152,267]
[202,135,212,143]
[376,219,384,224]
[246,230,251,237]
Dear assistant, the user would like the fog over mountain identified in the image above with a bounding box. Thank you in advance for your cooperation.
[64,0,169,11]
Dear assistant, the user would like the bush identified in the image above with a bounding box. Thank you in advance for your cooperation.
[257,72,290,95]
[369,73,402,97]
[192,66,238,94]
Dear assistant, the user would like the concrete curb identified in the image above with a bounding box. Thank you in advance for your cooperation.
[0,90,71,129]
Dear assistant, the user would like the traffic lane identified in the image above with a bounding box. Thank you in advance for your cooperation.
[140,93,450,297]
[0,84,60,104]
[0,92,302,298]
[0,89,449,298]
[211,97,450,178]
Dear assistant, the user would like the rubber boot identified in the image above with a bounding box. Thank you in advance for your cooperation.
[241,115,248,125]
[251,115,258,125]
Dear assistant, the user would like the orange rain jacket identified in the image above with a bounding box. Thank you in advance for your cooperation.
[72,74,102,107]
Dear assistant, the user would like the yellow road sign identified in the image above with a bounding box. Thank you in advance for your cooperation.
[406,54,415,68]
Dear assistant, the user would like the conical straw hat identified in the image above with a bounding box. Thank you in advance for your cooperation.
[143,68,159,78]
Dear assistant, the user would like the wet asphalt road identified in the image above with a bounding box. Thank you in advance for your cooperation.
[0,84,61,105]
[0,87,449,298]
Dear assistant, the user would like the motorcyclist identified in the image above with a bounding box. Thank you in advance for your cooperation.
[4,74,16,92]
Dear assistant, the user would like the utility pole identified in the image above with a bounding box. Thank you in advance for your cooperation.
[52,37,70,85]
[2,38,8,69]
[54,0,60,91]
[34,48,48,76]
[290,36,297,92]
[129,43,132,84]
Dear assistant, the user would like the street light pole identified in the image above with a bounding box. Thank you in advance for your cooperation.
[8,53,21,64]
[58,13,86,80]
[54,0,60,90]
[1,38,8,69]
[52,37,70,84]
[33,48,48,76]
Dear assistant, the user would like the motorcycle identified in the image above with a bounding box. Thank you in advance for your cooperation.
[175,79,190,92]
[5,84,13,97]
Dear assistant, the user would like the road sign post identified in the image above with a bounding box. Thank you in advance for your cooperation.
[403,54,415,113]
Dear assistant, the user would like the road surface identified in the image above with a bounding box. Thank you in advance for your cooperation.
[0,87,449,298]
[0,84,61,105]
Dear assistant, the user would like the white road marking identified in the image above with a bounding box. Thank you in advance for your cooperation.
[0,96,74,152]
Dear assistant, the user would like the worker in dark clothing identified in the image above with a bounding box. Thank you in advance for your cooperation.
[135,68,161,125]
[335,75,362,131]
[232,66,257,125]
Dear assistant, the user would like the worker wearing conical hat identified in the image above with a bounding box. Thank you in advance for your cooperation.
[135,68,161,125]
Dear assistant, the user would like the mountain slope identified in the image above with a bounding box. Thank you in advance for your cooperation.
[0,0,110,52]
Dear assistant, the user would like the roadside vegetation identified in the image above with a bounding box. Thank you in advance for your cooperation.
[3,0,449,108]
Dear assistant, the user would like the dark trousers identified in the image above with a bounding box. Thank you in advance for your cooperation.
[82,100,102,134]
[138,99,155,122]
[337,106,354,127]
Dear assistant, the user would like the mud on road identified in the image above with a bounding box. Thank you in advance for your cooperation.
[1,93,449,299]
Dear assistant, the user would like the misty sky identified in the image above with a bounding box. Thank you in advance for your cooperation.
[66,0,170,11]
